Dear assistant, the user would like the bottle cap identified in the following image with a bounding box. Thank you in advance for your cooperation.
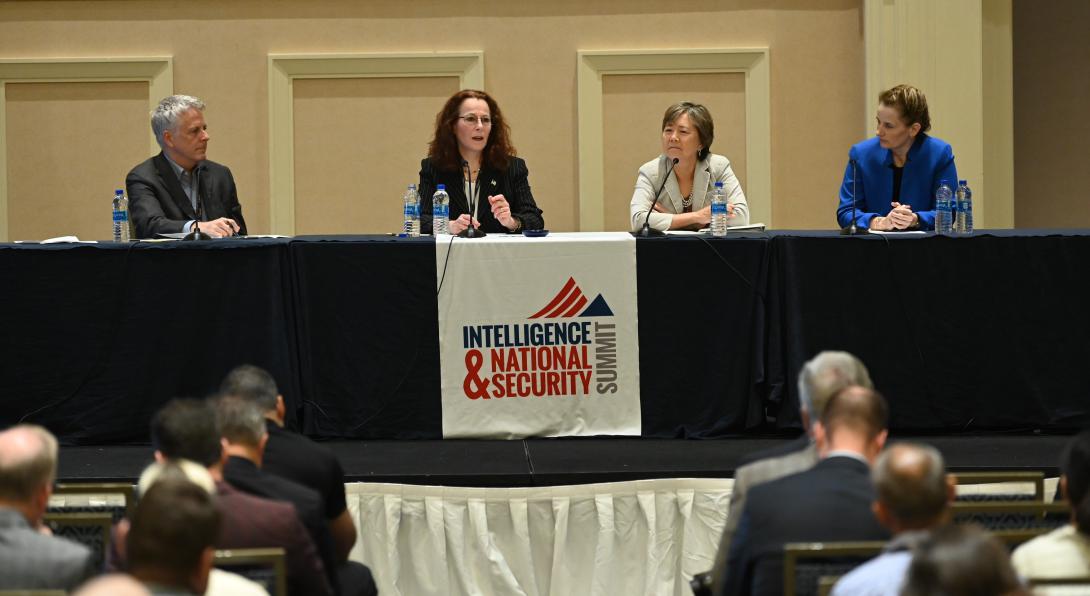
[115,189,124,196]
[437,184,446,191]
[958,180,967,186]
[714,181,724,188]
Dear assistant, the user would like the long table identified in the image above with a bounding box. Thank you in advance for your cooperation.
[3,230,1088,444]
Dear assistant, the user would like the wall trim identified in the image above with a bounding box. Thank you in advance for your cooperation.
[0,57,172,242]
[576,49,771,231]
[267,52,484,236]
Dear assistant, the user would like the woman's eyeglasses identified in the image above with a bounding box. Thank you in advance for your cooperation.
[460,115,492,126]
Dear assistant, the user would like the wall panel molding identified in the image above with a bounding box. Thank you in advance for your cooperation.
[576,49,771,231]
[268,52,484,236]
[0,57,172,241]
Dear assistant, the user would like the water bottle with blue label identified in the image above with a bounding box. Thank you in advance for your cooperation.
[934,180,953,235]
[402,184,420,237]
[955,180,973,235]
[710,181,728,237]
[433,184,450,235]
[112,189,130,242]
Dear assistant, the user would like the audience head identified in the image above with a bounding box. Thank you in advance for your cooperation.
[1061,430,1090,533]
[150,398,223,467]
[127,472,221,594]
[73,574,151,596]
[0,424,59,522]
[428,89,515,171]
[137,459,216,497]
[901,524,1026,596]
[878,84,931,134]
[214,394,269,454]
[661,101,714,162]
[797,351,873,431]
[872,442,954,532]
[815,385,888,461]
[150,94,204,149]
[220,364,281,414]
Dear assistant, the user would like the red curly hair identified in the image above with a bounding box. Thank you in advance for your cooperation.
[427,89,516,172]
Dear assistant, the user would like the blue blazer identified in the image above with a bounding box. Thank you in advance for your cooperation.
[836,134,957,231]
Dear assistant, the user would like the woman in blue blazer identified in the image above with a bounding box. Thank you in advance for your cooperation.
[837,85,958,231]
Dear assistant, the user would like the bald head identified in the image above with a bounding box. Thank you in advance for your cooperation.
[873,443,951,529]
[821,385,888,441]
[798,351,873,423]
[0,424,58,503]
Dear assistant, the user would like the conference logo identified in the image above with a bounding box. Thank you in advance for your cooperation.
[461,277,620,399]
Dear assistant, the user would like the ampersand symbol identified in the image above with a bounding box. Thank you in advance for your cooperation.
[463,350,490,399]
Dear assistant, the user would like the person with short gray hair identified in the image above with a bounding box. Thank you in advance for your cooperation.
[831,442,955,596]
[0,424,96,590]
[126,94,246,238]
[629,101,749,232]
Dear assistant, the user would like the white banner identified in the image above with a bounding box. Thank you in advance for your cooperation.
[436,232,641,438]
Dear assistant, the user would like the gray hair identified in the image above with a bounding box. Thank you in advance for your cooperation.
[213,395,268,448]
[0,424,59,502]
[151,95,206,149]
[798,351,873,420]
[220,365,280,412]
[873,443,948,526]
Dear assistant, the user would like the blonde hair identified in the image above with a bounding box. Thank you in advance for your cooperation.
[878,84,931,133]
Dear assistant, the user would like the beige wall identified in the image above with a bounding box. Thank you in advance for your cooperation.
[1,0,864,237]
[1013,0,1090,228]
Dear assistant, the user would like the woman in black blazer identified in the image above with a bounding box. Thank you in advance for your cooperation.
[419,89,544,234]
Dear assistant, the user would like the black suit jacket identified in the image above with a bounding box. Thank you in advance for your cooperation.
[125,152,248,238]
[720,456,890,596]
[263,420,348,521]
[418,156,544,233]
[223,456,340,595]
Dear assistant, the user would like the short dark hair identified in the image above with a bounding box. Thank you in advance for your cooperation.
[214,395,267,448]
[127,476,221,587]
[150,399,222,467]
[873,443,948,527]
[901,524,1022,596]
[662,102,715,161]
[878,84,931,133]
[821,386,889,441]
[220,364,279,412]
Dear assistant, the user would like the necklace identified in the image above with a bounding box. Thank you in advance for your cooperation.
[681,191,694,208]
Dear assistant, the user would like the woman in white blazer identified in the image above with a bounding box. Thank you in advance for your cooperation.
[629,102,748,232]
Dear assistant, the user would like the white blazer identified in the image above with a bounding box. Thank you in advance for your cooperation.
[629,153,749,232]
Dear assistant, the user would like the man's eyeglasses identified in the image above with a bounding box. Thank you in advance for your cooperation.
[460,115,492,126]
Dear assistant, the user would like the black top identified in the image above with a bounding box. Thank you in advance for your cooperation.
[223,456,340,594]
[262,420,348,520]
[418,156,545,233]
[891,164,904,205]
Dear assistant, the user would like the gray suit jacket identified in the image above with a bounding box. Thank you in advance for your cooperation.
[710,442,819,590]
[0,507,95,590]
[125,152,248,238]
[629,153,749,232]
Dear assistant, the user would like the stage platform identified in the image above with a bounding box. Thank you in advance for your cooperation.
[58,433,1072,486]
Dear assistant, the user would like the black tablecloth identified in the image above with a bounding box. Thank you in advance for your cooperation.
[3,230,1089,444]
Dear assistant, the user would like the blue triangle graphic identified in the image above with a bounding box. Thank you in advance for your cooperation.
[579,294,613,317]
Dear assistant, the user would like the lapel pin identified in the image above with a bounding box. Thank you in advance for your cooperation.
[490,179,497,187]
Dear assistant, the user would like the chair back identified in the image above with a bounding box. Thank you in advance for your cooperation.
[817,575,841,596]
[43,511,113,573]
[214,547,286,596]
[782,541,885,596]
[952,500,1069,532]
[954,471,1046,502]
[49,482,136,523]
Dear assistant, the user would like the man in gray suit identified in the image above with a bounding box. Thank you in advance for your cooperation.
[0,424,96,590]
[709,351,873,590]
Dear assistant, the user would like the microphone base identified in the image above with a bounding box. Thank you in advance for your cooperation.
[840,225,868,236]
[457,227,488,239]
[182,230,212,241]
[631,226,666,238]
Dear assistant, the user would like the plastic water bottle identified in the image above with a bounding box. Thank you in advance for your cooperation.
[402,184,420,237]
[710,181,728,237]
[955,180,973,235]
[112,189,130,242]
[432,184,450,235]
[934,180,953,235]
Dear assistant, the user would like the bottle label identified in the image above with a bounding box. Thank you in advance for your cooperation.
[711,202,728,216]
[958,200,971,212]
[436,204,449,219]
[112,210,128,222]
[404,204,418,218]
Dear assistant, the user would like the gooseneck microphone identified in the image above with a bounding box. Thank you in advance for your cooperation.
[183,165,211,241]
[840,158,867,235]
[458,159,487,238]
[632,157,679,238]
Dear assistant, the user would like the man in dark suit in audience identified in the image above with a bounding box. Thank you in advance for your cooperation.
[720,386,891,596]
[126,94,246,238]
[216,395,376,596]
[221,364,358,562]
[711,351,873,589]
[0,424,96,591]
[151,398,333,596]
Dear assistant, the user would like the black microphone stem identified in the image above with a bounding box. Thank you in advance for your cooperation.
[633,157,678,238]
